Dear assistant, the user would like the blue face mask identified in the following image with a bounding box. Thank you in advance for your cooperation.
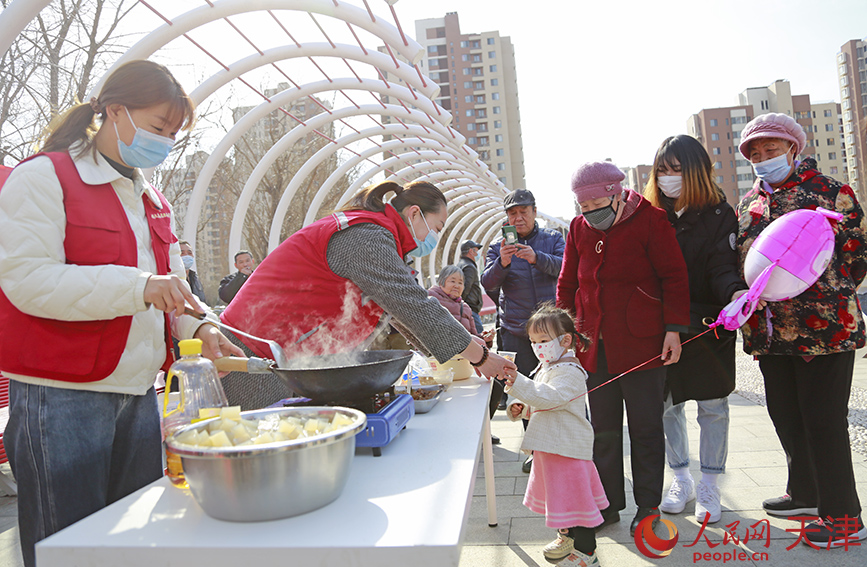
[408,210,439,258]
[752,146,793,185]
[181,255,195,270]
[114,107,175,169]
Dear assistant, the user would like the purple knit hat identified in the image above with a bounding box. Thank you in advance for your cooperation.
[738,113,807,158]
[570,161,625,203]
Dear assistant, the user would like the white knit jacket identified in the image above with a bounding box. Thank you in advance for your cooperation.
[505,359,594,460]
[0,145,206,395]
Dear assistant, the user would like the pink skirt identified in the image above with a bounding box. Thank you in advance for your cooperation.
[523,451,609,529]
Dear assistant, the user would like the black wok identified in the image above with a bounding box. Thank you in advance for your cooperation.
[271,350,414,404]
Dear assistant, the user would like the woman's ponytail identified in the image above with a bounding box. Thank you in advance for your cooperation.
[40,102,99,154]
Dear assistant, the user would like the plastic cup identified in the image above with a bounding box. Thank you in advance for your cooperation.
[498,351,516,363]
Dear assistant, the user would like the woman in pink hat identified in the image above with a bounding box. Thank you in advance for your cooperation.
[736,112,867,547]
[556,161,690,537]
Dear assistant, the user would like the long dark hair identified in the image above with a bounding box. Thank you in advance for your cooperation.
[644,134,723,212]
[337,179,447,215]
[40,60,195,157]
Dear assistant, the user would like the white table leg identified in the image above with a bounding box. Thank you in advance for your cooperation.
[482,409,497,527]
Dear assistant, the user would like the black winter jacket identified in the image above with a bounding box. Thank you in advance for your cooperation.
[663,196,747,404]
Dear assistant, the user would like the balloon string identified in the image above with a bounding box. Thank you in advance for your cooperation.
[531,328,717,413]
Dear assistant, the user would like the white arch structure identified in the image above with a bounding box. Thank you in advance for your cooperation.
[0,0,568,278]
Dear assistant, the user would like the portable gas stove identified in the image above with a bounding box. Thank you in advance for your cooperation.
[279,387,415,457]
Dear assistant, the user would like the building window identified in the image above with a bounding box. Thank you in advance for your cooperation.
[467,123,475,131]
[491,78,499,86]
[461,54,468,61]
[488,51,496,58]
[471,40,481,49]
[824,109,833,117]
[462,68,470,75]
[711,133,720,141]
[495,135,503,142]
[831,166,839,174]
[468,137,477,144]
[717,175,724,183]
[489,65,497,72]
[473,81,484,90]
[476,95,486,103]
[487,38,495,45]
[712,147,721,155]
[829,152,837,160]
[499,177,507,184]
[827,137,835,145]
[494,120,502,128]
[496,148,504,156]
[465,95,474,102]
[497,163,506,171]
[479,136,489,145]
[460,41,468,48]
[710,119,718,127]
[826,123,834,131]
[493,106,501,114]
[464,81,472,88]
[492,92,500,100]
[714,161,722,169]
[427,45,438,53]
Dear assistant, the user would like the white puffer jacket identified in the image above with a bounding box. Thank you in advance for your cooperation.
[0,145,205,395]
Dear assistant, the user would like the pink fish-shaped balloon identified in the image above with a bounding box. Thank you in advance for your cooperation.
[712,207,842,331]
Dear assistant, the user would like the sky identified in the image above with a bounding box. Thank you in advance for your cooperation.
[388,0,867,214]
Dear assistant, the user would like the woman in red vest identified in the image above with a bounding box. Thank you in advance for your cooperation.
[220,180,516,408]
[0,60,241,567]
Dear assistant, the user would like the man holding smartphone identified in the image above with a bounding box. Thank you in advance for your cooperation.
[482,189,566,471]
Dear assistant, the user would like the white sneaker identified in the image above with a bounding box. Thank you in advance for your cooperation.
[695,481,722,524]
[542,529,574,560]
[659,476,695,514]
[560,549,600,567]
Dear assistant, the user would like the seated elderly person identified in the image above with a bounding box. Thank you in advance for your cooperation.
[428,265,477,336]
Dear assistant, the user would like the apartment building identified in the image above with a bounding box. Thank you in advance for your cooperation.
[839,38,867,201]
[622,164,653,193]
[412,12,526,190]
[686,105,754,204]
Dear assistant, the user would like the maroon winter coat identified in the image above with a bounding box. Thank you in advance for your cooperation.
[556,191,690,374]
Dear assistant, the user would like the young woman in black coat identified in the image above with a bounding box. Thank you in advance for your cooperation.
[644,135,748,525]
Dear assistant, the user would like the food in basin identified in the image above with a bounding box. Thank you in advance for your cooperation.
[166,406,366,522]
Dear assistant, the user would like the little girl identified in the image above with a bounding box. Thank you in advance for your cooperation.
[504,304,607,566]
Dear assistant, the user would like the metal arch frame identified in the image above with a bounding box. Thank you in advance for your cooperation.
[188,42,440,105]
[230,102,464,259]
[183,77,455,259]
[86,0,424,99]
[268,123,470,249]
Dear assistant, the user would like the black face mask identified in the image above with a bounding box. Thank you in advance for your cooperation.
[582,197,619,231]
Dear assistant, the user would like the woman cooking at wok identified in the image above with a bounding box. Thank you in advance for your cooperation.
[220,180,517,408]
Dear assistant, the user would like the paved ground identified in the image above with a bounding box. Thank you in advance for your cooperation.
[459,345,867,567]
[2,345,867,567]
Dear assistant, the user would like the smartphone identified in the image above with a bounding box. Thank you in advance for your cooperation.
[502,225,518,245]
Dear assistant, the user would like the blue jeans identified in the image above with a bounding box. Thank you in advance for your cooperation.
[662,394,729,474]
[6,381,163,567]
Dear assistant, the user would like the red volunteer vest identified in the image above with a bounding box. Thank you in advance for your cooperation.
[0,151,175,382]
[221,205,418,359]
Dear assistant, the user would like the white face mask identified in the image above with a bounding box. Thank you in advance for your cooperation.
[658,175,682,198]
[532,335,568,364]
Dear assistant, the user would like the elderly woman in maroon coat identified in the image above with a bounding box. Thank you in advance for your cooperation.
[556,161,690,537]
[428,265,477,335]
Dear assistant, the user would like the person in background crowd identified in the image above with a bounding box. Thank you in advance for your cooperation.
[557,161,690,537]
[644,135,748,525]
[482,188,565,473]
[0,59,241,567]
[458,239,485,334]
[504,305,606,566]
[219,249,256,304]
[736,113,867,547]
[179,239,207,304]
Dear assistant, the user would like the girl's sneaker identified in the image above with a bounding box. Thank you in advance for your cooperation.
[560,549,600,567]
[542,529,573,560]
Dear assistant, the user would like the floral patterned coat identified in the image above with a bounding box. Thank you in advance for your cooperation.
[735,158,867,356]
